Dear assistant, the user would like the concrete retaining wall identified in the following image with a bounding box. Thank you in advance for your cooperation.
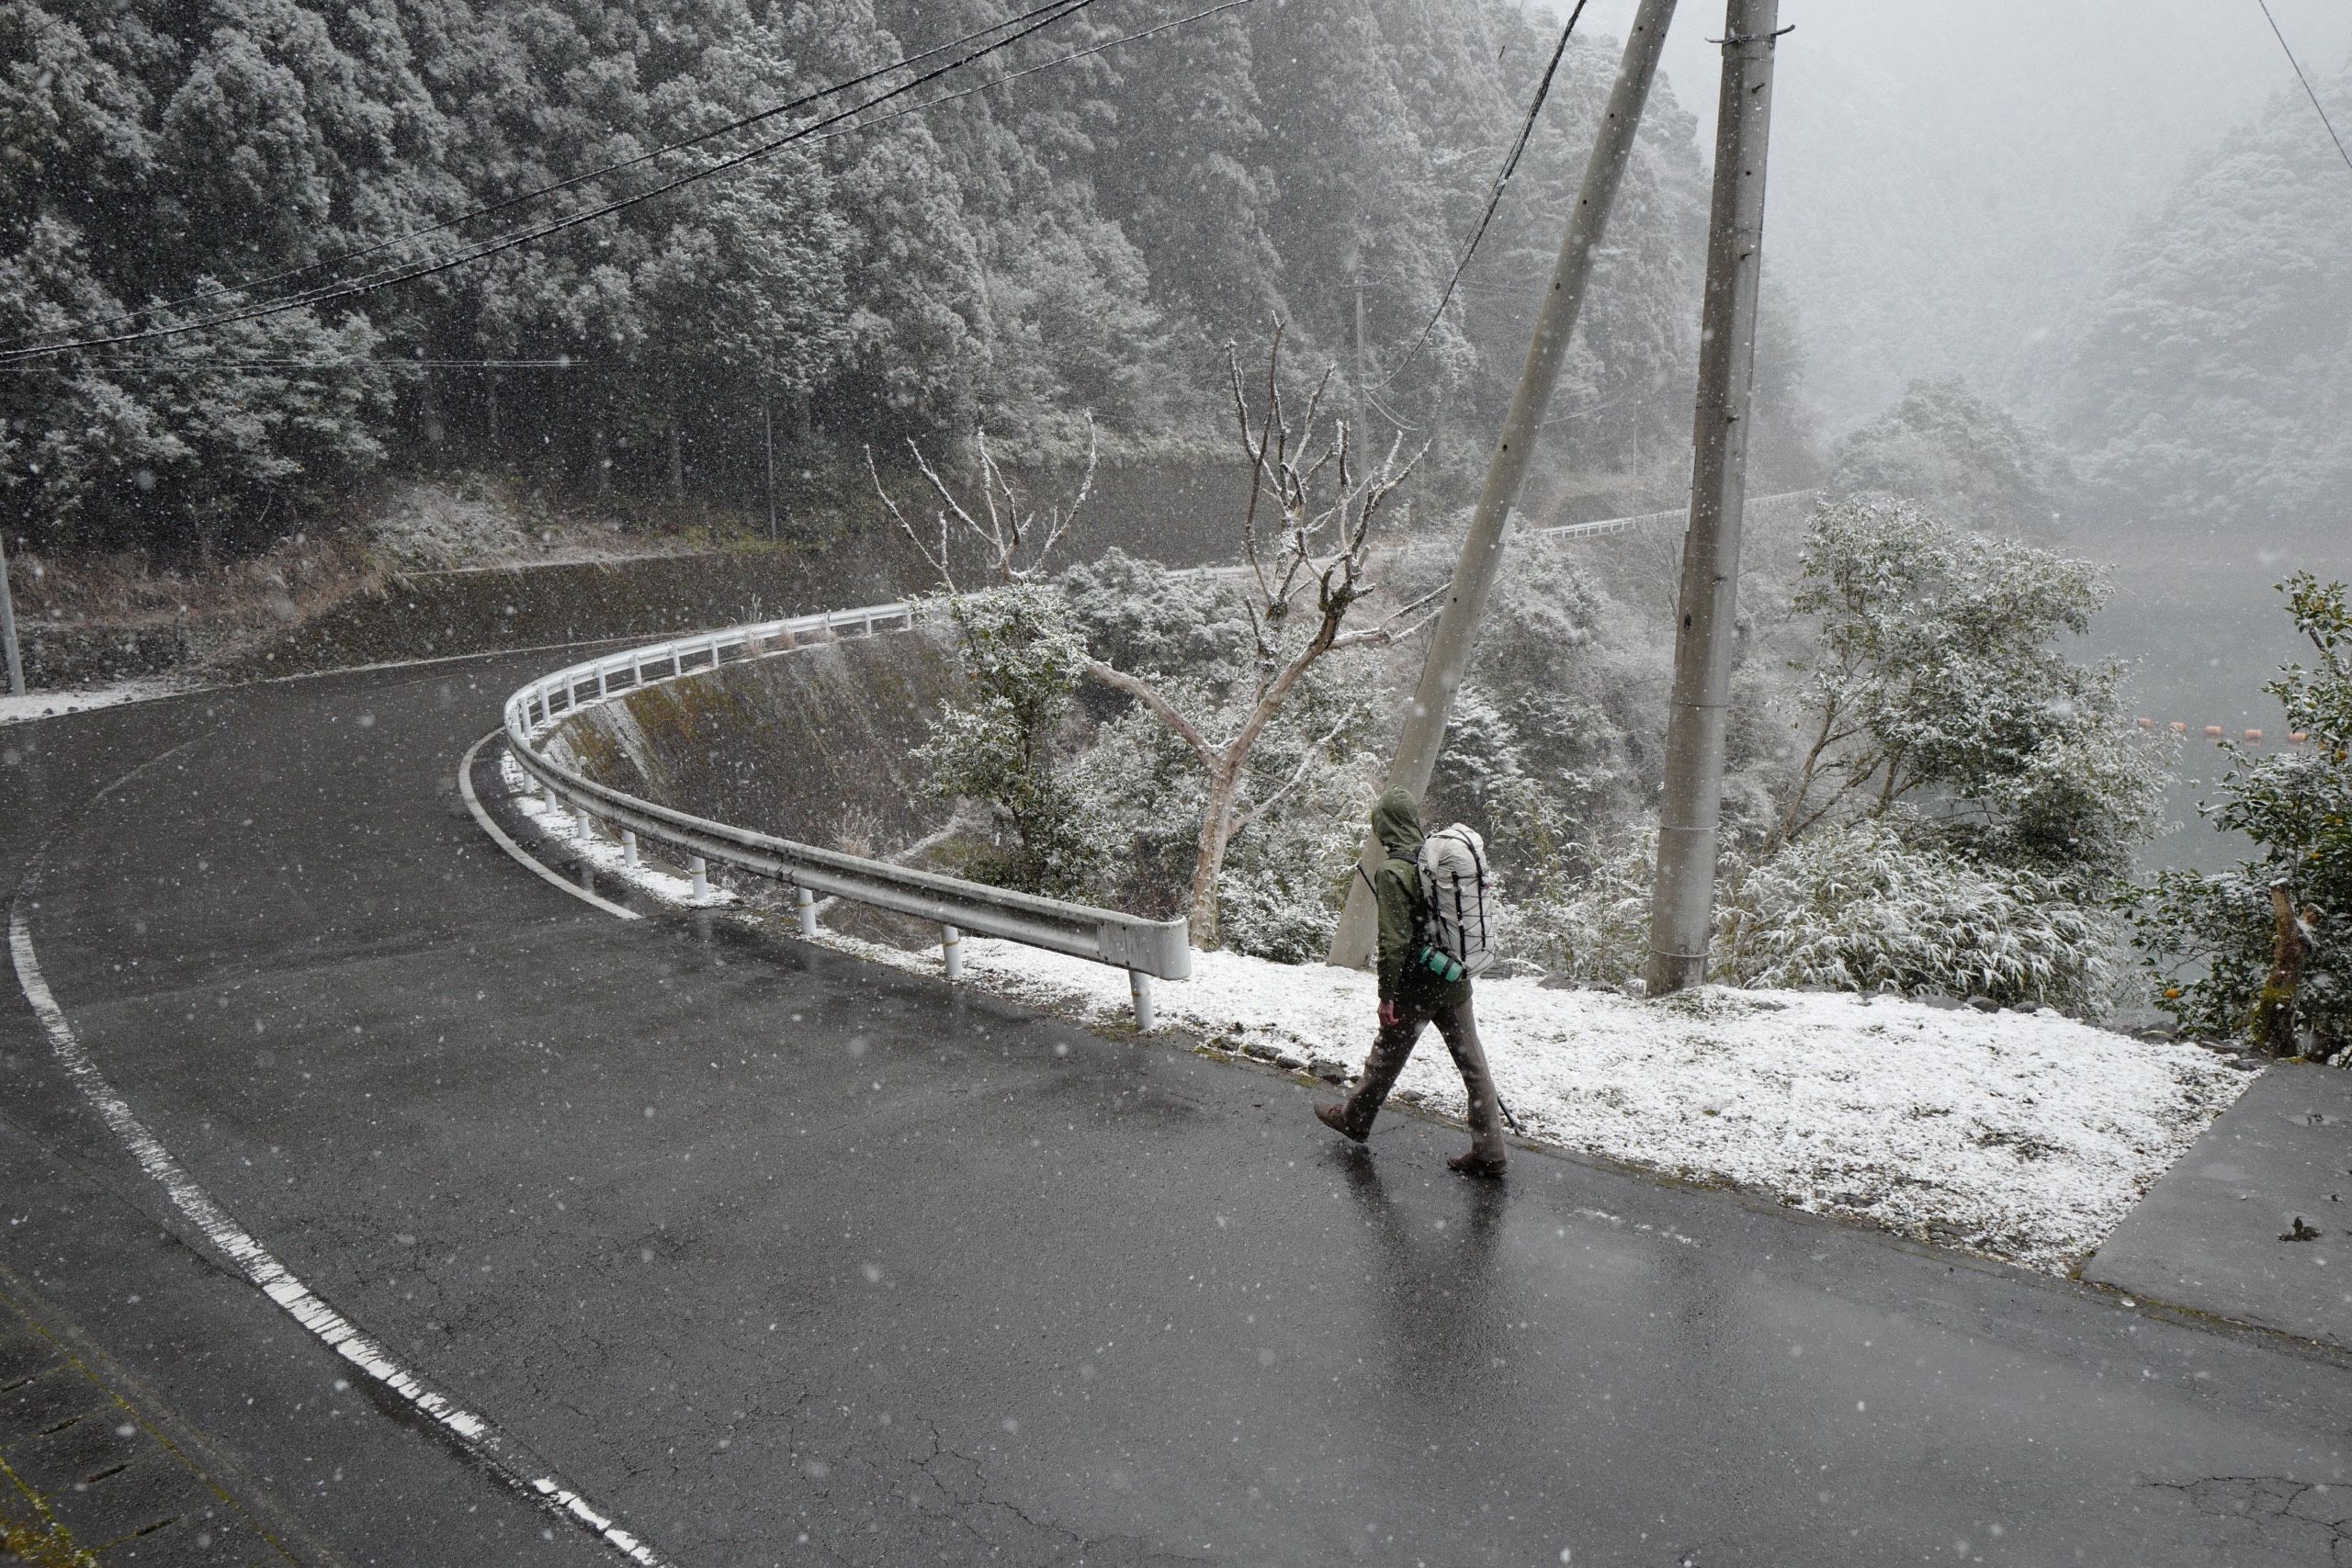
[545,621,963,853]
[215,546,910,682]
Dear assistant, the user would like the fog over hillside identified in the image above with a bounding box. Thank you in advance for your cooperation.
[1584,0,2352,428]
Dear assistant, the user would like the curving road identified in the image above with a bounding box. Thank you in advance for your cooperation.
[5,648,2350,1567]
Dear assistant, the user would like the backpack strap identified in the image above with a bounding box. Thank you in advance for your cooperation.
[1367,855,1430,947]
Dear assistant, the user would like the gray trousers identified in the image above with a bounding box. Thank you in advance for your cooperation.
[1340,995,1507,1158]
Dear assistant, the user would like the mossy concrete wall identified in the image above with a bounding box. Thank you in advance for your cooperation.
[546,623,962,853]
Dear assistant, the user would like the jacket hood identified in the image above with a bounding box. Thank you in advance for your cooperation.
[1370,787,1423,857]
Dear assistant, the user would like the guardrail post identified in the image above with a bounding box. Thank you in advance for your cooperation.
[573,807,592,844]
[690,856,708,899]
[672,646,684,678]
[796,885,817,938]
[621,830,638,868]
[1130,971,1155,1031]
[942,924,963,982]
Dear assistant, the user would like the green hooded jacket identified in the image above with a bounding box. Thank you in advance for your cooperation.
[1368,787,1472,1013]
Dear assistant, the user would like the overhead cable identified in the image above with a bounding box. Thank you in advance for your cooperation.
[1369,0,1590,392]
[17,0,1093,349]
[3,0,1260,373]
[0,0,1102,365]
[2254,0,2352,178]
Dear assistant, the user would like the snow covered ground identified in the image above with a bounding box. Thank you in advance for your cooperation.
[498,752,737,908]
[934,942,2254,1273]
[503,771,2255,1275]
[0,679,179,726]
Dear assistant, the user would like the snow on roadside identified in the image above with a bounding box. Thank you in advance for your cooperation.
[496,752,736,908]
[0,679,181,726]
[492,777,2253,1274]
[945,940,2253,1274]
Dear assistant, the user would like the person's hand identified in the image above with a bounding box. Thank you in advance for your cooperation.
[1378,999,1400,1029]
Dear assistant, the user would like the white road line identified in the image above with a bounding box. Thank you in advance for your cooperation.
[6,908,673,1567]
[458,729,641,920]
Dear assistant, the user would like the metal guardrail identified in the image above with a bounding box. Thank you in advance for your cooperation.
[1167,491,1824,589]
[498,491,1826,1019]
[1531,488,1822,542]
[500,601,1191,1025]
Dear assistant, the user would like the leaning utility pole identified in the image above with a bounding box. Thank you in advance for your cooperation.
[1328,0,1681,967]
[0,527,24,696]
[1352,267,1369,411]
[1644,0,1786,997]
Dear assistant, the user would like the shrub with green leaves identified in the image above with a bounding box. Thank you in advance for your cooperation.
[1724,819,2118,1010]
[2134,575,2352,1057]
[1510,819,2120,1012]
[1506,497,2160,1009]
[1772,493,2166,886]
[918,586,1103,899]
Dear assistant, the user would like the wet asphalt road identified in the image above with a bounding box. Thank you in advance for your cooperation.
[4,652,2351,1568]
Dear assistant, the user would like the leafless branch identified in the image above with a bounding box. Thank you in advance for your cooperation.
[1081,660,1213,760]
[868,443,957,594]
[1236,709,1357,831]
[873,420,1095,590]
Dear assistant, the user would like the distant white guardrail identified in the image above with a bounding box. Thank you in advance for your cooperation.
[1530,488,1820,542]
[500,602,1191,1025]
[1170,490,1822,587]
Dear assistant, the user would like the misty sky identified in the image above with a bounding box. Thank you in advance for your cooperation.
[1574,0,2352,428]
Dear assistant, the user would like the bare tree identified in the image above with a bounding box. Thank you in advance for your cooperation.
[873,328,1437,947]
[870,419,1096,593]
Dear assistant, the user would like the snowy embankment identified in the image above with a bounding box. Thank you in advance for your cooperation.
[0,679,179,726]
[939,942,2252,1273]
[499,752,738,908]
[504,772,2250,1274]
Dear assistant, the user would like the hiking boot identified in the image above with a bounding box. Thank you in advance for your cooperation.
[1315,1102,1368,1144]
[1447,1149,1508,1179]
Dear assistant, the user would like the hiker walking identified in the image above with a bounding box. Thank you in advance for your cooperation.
[1314,787,1510,1178]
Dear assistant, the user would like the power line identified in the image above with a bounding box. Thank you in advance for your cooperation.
[1369,0,1591,391]
[2,0,1254,373]
[17,1,1094,349]
[0,0,1102,366]
[2,0,1091,357]
[809,0,1255,147]
[2254,0,2352,178]
[0,358,590,374]
[771,0,1260,215]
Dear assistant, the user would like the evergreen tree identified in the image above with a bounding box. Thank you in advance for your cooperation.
[1,0,1727,554]
[2054,57,2352,546]
[1830,377,2072,540]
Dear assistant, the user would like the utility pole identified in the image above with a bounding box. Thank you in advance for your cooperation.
[0,527,22,696]
[1644,0,1786,997]
[1352,267,1369,412]
[1328,0,1681,967]
[763,389,778,543]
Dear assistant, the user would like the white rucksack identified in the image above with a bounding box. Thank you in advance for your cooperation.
[1417,824,1498,978]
